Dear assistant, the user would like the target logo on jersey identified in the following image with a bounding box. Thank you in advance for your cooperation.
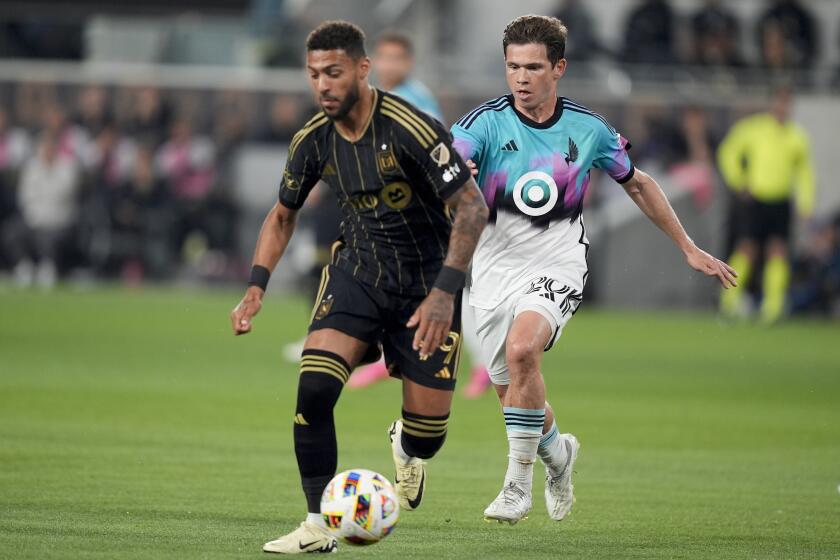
[512,171,559,217]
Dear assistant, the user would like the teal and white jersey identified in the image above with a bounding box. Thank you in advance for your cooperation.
[451,95,634,309]
[391,78,444,122]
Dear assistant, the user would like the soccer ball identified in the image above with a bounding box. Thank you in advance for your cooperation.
[320,469,400,545]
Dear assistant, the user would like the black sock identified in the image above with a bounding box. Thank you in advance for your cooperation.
[294,349,350,512]
[400,408,449,460]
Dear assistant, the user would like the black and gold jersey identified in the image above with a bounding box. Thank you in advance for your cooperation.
[278,89,471,296]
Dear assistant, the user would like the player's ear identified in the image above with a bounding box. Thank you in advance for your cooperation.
[553,58,567,80]
[358,56,371,80]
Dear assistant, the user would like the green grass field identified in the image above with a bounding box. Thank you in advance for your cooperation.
[1,287,839,559]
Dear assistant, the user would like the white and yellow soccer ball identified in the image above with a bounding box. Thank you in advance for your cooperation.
[320,469,400,545]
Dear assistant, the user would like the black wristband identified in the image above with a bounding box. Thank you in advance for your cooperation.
[248,265,271,291]
[433,265,465,294]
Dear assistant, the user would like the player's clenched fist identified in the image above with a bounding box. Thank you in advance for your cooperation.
[230,286,264,335]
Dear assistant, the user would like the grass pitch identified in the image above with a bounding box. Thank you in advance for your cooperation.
[1,287,839,559]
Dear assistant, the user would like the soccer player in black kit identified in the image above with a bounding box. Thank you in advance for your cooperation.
[230,21,488,554]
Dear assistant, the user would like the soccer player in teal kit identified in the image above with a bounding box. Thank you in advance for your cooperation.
[451,15,737,524]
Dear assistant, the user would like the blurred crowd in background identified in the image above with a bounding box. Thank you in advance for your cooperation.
[0,83,317,286]
[0,0,838,319]
[5,0,840,87]
[554,0,837,86]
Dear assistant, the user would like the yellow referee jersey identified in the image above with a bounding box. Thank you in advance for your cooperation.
[717,113,815,215]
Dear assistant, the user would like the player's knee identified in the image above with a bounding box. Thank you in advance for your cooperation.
[736,239,759,261]
[400,409,449,459]
[295,350,349,426]
[766,238,788,260]
[505,338,541,374]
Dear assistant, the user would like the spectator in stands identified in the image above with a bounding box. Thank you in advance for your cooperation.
[790,215,840,316]
[657,106,719,210]
[718,86,815,323]
[74,86,112,136]
[126,87,172,147]
[74,122,139,277]
[690,0,744,68]
[85,124,137,187]
[156,118,215,202]
[14,82,58,132]
[757,0,818,69]
[155,117,217,264]
[0,106,31,219]
[4,134,80,288]
[622,0,676,66]
[40,103,88,163]
[253,0,306,67]
[552,0,606,66]
[256,94,306,143]
[212,90,252,179]
[372,31,442,120]
[108,145,171,282]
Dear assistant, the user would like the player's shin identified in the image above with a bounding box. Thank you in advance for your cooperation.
[537,420,569,477]
[503,407,545,490]
[293,350,350,518]
[721,250,752,317]
[399,409,449,459]
[760,256,789,324]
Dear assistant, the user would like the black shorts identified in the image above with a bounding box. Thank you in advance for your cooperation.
[742,199,791,244]
[308,264,462,391]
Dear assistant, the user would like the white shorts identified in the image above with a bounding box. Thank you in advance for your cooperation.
[473,269,586,386]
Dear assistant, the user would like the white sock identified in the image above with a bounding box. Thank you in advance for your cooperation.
[538,422,570,477]
[306,512,326,528]
[503,407,545,490]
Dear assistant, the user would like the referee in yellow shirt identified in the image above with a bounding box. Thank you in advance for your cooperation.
[718,86,815,323]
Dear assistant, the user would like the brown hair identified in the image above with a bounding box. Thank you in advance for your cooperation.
[502,15,567,65]
[306,20,366,59]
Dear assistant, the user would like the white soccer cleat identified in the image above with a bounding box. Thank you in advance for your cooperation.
[388,420,427,511]
[483,481,532,525]
[544,433,580,521]
[262,522,337,554]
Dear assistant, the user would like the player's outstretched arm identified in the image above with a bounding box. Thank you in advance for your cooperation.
[230,202,299,335]
[408,178,488,357]
[621,168,738,289]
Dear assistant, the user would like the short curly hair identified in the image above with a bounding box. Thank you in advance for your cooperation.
[306,20,366,59]
[502,15,567,65]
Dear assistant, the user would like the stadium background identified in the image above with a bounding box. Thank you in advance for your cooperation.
[0,1,838,558]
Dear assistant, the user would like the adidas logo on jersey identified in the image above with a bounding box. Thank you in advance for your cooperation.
[501,139,519,152]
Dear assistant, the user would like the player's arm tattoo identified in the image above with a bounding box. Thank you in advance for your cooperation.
[408,178,486,357]
[442,177,489,272]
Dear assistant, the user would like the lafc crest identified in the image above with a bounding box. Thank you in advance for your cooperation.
[377,147,398,173]
[314,294,334,320]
